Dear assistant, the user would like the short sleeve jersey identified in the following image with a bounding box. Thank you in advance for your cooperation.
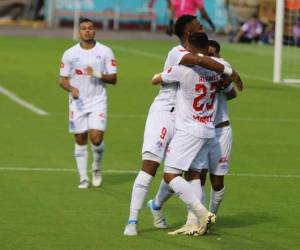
[150,44,190,112]
[162,65,219,138]
[60,42,117,110]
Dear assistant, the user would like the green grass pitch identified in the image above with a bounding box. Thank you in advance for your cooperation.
[0,36,299,250]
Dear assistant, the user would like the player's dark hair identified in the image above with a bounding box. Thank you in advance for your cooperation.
[174,15,197,38]
[188,32,209,49]
[208,40,221,53]
[79,17,94,25]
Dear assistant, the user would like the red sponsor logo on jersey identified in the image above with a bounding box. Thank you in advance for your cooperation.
[192,114,213,124]
[167,67,172,73]
[111,59,117,66]
[75,69,84,75]
[60,62,64,68]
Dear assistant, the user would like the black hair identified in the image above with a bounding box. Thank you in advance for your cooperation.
[188,32,209,49]
[174,15,197,38]
[208,40,221,53]
[79,17,94,25]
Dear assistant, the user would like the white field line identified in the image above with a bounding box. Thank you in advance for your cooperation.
[113,46,300,87]
[51,113,300,123]
[0,166,299,179]
[0,86,49,115]
[113,46,165,60]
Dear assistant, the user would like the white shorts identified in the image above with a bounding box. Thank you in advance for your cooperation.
[142,109,175,162]
[69,105,107,134]
[164,129,213,172]
[191,126,232,175]
[208,126,232,175]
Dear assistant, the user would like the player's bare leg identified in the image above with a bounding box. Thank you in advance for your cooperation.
[89,129,104,187]
[74,133,89,189]
[209,174,225,214]
[124,159,160,236]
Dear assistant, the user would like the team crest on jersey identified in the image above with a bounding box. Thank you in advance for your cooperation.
[96,55,102,60]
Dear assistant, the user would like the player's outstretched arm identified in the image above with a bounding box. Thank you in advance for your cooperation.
[180,54,227,75]
[59,76,79,99]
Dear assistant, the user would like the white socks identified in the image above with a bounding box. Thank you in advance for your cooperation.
[209,187,225,214]
[128,171,153,221]
[153,179,174,208]
[75,144,88,181]
[169,176,207,219]
[186,179,202,225]
[92,142,104,171]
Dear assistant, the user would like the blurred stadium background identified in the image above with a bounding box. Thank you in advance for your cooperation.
[0,1,300,250]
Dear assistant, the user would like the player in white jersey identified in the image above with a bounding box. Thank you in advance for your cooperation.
[152,32,223,236]
[124,15,243,236]
[59,18,117,189]
[166,40,238,235]
[201,40,236,214]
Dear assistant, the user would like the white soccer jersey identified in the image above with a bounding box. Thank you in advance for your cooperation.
[60,42,117,112]
[149,45,190,112]
[162,65,219,138]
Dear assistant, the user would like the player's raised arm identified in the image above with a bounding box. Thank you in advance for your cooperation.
[179,53,243,91]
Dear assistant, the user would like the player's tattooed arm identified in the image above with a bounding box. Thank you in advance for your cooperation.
[86,66,117,85]
[59,76,79,99]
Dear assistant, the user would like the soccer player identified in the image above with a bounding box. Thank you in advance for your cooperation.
[124,15,243,236]
[165,40,237,235]
[202,39,236,214]
[152,32,222,236]
[59,18,117,189]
